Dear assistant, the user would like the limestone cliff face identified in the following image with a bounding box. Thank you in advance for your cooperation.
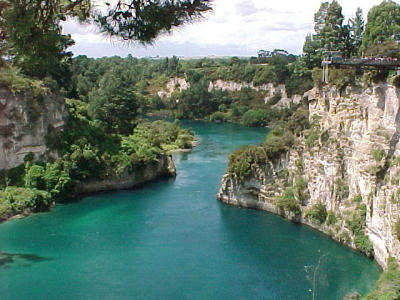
[74,155,176,195]
[208,80,302,108]
[0,87,68,170]
[218,83,400,268]
[157,77,302,108]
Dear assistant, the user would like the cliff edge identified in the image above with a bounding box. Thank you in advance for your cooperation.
[218,83,400,269]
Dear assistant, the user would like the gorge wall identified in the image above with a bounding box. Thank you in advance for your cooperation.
[157,77,302,108]
[0,86,68,170]
[218,83,400,268]
[74,155,176,196]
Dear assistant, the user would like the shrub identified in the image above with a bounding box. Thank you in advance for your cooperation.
[327,212,337,225]
[3,187,51,213]
[227,146,267,181]
[391,74,400,88]
[312,68,323,88]
[266,92,282,106]
[371,148,385,162]
[24,165,46,190]
[241,110,268,127]
[210,111,228,123]
[328,69,356,91]
[352,194,363,204]
[306,203,327,225]
[336,179,349,200]
[263,127,294,160]
[395,219,400,241]
[305,132,319,149]
[346,207,374,257]
[275,187,301,215]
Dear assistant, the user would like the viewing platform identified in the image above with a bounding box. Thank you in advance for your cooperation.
[321,51,400,83]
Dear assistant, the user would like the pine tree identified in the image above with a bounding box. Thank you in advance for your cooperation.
[348,8,364,56]
[319,0,346,52]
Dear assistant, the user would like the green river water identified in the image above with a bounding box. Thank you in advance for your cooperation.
[0,121,380,300]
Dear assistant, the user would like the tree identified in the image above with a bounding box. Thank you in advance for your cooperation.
[1,0,212,84]
[95,0,212,43]
[302,34,322,69]
[88,68,141,134]
[319,0,346,52]
[348,8,364,55]
[361,0,400,53]
[314,2,329,36]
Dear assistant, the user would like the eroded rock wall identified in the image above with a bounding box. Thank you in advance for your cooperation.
[157,77,302,108]
[0,87,68,170]
[74,155,176,195]
[218,83,400,268]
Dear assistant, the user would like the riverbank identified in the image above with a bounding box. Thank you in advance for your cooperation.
[0,121,380,300]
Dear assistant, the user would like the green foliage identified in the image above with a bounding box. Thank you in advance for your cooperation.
[227,146,267,181]
[395,219,400,241]
[209,112,228,123]
[361,0,400,52]
[305,132,319,149]
[2,186,51,213]
[275,187,301,215]
[306,203,327,225]
[293,177,308,203]
[336,179,350,200]
[352,194,363,204]
[0,66,50,96]
[327,212,337,225]
[263,127,294,160]
[266,92,282,106]
[312,68,323,88]
[372,148,385,162]
[361,257,400,300]
[328,69,356,91]
[88,68,140,134]
[391,75,400,89]
[346,204,374,257]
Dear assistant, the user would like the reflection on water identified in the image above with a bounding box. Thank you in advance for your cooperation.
[0,252,51,267]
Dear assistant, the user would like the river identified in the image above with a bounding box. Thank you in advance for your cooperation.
[0,121,380,299]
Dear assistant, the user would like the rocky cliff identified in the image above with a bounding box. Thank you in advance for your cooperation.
[74,155,176,195]
[157,77,302,108]
[218,83,400,269]
[0,86,68,170]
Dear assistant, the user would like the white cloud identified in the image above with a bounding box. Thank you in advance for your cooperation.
[62,0,387,58]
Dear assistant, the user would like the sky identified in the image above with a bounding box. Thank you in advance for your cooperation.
[62,0,389,58]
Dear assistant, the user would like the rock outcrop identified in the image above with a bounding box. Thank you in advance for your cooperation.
[208,80,302,108]
[74,155,176,195]
[157,77,302,109]
[218,83,400,269]
[0,87,68,170]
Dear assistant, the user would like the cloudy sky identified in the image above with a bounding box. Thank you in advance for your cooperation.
[62,0,387,58]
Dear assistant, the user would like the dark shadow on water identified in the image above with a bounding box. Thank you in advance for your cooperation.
[0,252,52,268]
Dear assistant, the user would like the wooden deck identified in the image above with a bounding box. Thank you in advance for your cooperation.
[322,58,400,70]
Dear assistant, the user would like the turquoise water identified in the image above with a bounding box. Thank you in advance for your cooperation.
[0,121,380,300]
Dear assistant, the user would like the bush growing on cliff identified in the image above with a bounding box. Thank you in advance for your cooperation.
[2,187,51,213]
[305,203,327,225]
[275,187,301,216]
[263,127,294,160]
[326,212,337,225]
[372,148,385,162]
[227,146,267,181]
[346,204,374,258]
[395,220,400,241]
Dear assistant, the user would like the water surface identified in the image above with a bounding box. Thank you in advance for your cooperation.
[0,121,380,299]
